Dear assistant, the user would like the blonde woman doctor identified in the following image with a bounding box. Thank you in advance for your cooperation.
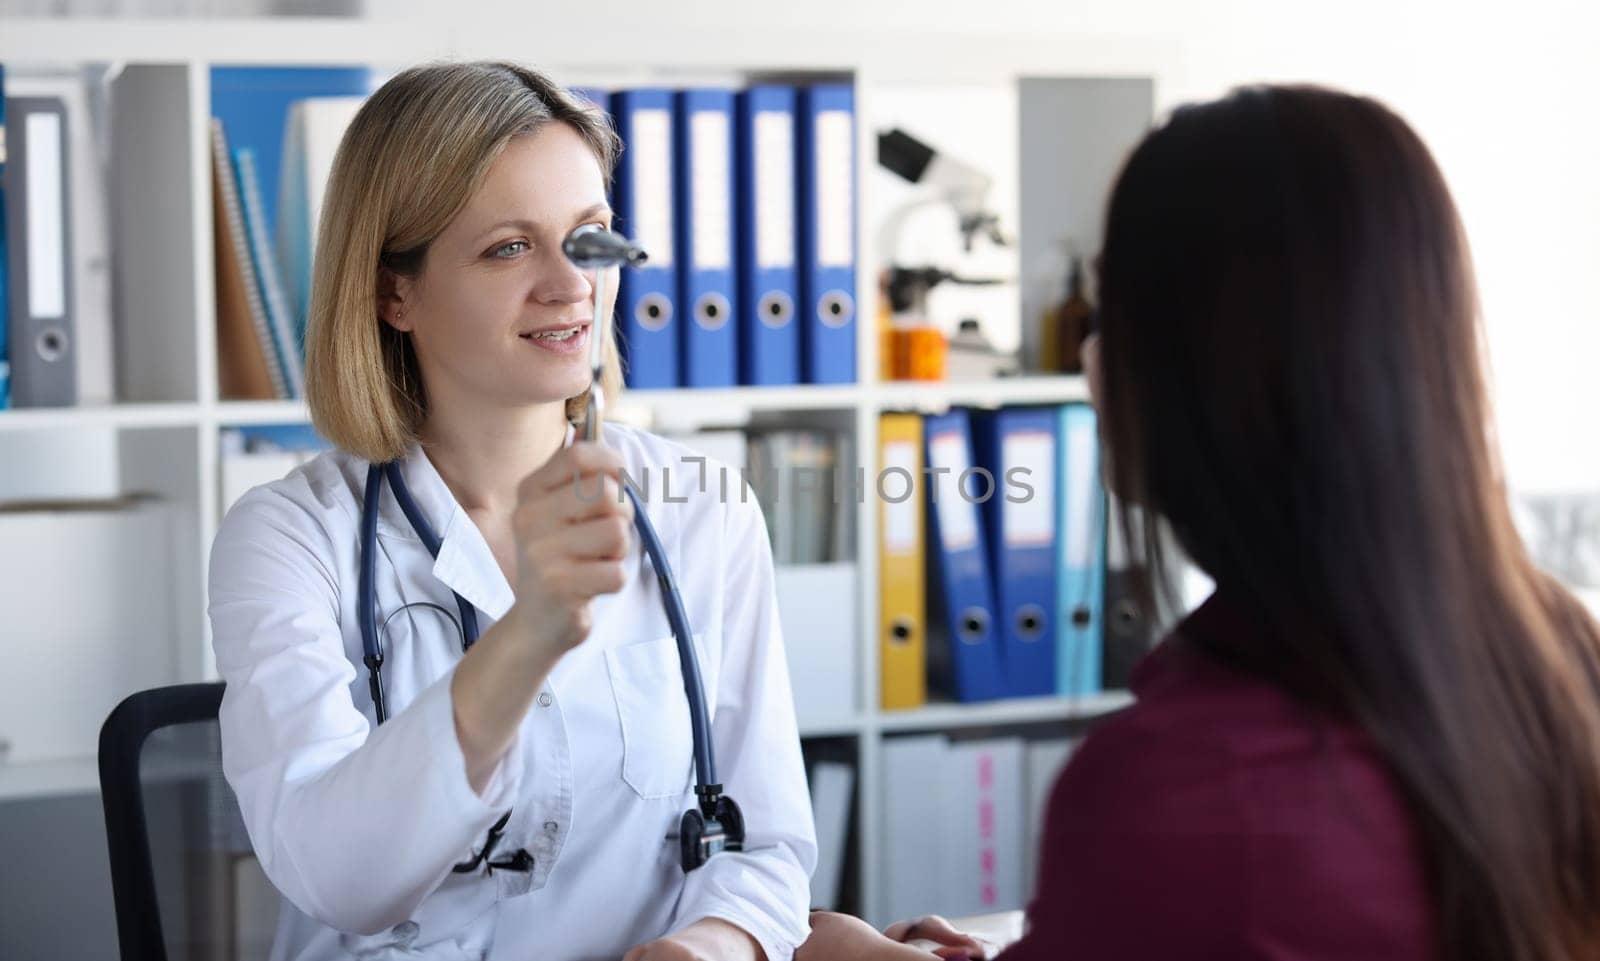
[208,62,816,961]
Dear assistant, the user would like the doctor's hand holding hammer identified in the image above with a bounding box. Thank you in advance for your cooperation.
[447,441,633,794]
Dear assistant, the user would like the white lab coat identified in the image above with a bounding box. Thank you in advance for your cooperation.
[208,423,818,961]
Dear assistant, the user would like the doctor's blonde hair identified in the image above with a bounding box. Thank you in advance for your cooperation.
[305,61,624,463]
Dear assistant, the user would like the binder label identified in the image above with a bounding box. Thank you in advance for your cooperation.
[1106,495,1134,567]
[883,440,919,555]
[814,110,854,268]
[930,433,977,551]
[1003,431,1055,548]
[690,111,731,270]
[1065,418,1098,565]
[25,112,66,320]
[631,109,675,268]
[755,112,795,270]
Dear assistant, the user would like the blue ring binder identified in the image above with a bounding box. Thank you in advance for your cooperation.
[694,293,732,331]
[819,290,855,328]
[758,292,795,330]
[635,293,673,331]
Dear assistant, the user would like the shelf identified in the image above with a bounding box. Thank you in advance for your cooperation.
[213,400,312,425]
[798,717,868,739]
[0,751,235,803]
[872,375,1090,411]
[874,690,1132,734]
[0,756,100,803]
[618,384,864,417]
[209,380,1089,428]
[0,18,443,65]
[212,389,863,432]
[0,403,201,432]
[0,701,1127,801]
[0,18,1181,85]
[0,698,1129,802]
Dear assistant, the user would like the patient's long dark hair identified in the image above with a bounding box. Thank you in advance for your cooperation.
[1095,84,1600,961]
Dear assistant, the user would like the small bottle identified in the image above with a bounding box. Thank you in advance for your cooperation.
[903,326,947,381]
[1035,253,1066,374]
[877,268,897,381]
[1049,255,1093,374]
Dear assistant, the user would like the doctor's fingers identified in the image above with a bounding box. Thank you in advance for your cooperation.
[542,558,629,598]
[513,474,633,536]
[554,514,634,562]
[520,441,625,499]
[560,472,635,524]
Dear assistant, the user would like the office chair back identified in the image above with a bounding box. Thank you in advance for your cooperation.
[99,682,268,961]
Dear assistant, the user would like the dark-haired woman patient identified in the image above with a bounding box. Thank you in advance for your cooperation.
[801,83,1600,961]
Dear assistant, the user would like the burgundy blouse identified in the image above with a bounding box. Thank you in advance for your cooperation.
[998,593,1437,960]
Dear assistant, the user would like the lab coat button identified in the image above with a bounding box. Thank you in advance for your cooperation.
[538,692,553,707]
[544,820,559,834]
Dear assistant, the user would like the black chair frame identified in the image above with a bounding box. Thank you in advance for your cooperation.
[99,682,227,961]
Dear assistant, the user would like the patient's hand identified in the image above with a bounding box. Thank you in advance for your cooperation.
[883,916,987,959]
[797,912,986,961]
[623,918,764,961]
[623,940,701,961]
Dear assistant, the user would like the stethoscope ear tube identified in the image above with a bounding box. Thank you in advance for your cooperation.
[383,462,480,651]
[360,464,389,724]
[359,463,735,866]
[622,480,717,790]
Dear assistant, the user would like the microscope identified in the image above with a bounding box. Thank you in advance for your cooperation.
[875,128,1014,380]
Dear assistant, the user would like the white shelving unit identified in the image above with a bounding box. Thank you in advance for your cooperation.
[0,15,1169,927]
[0,402,203,431]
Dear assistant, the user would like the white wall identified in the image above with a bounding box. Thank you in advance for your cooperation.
[1148,0,1600,495]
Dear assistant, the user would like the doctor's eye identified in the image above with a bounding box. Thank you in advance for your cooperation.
[488,240,530,259]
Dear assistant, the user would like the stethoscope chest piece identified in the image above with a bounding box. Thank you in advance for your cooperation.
[675,792,746,873]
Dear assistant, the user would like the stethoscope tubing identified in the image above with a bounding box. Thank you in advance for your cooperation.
[357,461,718,789]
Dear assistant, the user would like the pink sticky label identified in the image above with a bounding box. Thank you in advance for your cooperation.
[976,751,999,907]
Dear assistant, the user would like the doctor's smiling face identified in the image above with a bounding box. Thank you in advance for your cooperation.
[378,122,620,417]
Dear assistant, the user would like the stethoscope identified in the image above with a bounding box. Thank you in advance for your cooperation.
[356,226,744,875]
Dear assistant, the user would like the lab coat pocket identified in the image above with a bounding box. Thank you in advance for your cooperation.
[606,634,696,800]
